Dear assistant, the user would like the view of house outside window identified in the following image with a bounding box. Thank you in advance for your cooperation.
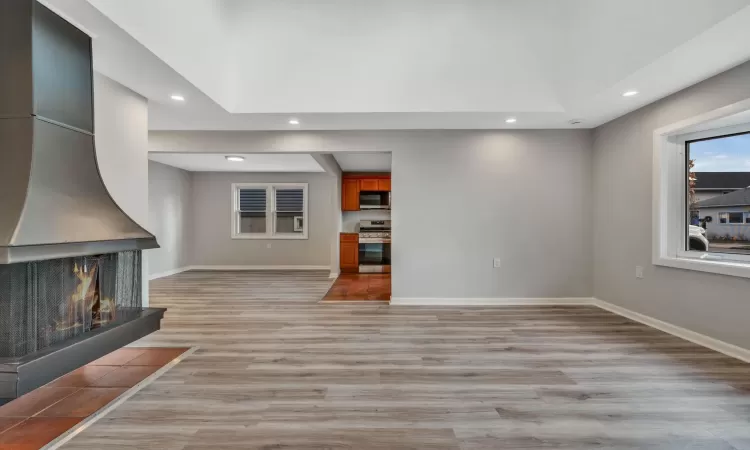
[688,132,750,256]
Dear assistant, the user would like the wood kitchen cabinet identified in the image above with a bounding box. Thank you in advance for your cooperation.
[359,179,379,191]
[340,233,359,272]
[341,173,391,211]
[342,178,360,211]
[377,178,391,191]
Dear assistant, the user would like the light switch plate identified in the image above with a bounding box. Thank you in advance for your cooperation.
[635,266,644,279]
[493,258,502,268]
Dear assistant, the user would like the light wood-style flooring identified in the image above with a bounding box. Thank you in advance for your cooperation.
[62,270,750,449]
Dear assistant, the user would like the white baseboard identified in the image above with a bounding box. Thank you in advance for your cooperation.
[389,295,750,362]
[329,272,339,279]
[149,267,190,280]
[187,265,331,271]
[390,297,594,306]
[593,298,750,364]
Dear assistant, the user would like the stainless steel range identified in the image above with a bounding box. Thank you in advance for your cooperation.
[358,220,391,273]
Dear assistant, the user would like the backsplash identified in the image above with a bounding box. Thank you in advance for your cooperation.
[342,210,391,232]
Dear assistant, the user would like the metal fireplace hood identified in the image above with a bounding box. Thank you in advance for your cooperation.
[0,1,158,264]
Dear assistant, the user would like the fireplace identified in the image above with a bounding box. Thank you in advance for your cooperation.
[0,2,165,402]
[0,252,165,401]
[0,252,142,358]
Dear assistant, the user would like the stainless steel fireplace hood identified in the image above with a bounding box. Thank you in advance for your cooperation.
[0,0,158,264]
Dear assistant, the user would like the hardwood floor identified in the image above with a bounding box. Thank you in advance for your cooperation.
[322,273,391,302]
[61,270,750,449]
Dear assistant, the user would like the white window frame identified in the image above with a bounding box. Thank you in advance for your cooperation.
[231,182,309,240]
[718,212,746,225]
[653,98,750,278]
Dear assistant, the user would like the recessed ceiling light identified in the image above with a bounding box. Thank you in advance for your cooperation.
[505,117,517,124]
[288,118,300,125]
[225,156,245,162]
[622,90,639,97]
[171,94,185,101]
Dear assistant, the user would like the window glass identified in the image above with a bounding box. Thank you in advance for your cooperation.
[238,189,267,234]
[687,132,750,255]
[728,212,744,224]
[274,188,304,235]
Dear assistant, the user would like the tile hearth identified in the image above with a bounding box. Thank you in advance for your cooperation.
[0,347,189,449]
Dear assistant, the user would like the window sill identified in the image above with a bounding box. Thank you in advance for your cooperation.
[654,256,750,279]
[231,234,308,240]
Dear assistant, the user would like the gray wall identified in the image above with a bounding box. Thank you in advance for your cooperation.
[148,161,192,276]
[150,129,594,297]
[190,172,335,267]
[392,130,593,299]
[593,60,750,349]
[93,73,150,306]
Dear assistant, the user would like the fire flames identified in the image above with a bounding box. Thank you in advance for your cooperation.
[54,259,116,332]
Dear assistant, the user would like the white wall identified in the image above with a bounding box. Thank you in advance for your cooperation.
[88,0,235,110]
[593,60,750,349]
[148,161,192,277]
[93,73,151,306]
[392,130,593,299]
[190,172,335,268]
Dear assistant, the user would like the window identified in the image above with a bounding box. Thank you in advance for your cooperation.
[653,99,750,279]
[718,212,745,224]
[232,183,308,239]
[686,131,750,257]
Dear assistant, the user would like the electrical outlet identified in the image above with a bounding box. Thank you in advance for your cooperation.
[635,266,644,279]
[493,258,502,268]
[266,243,272,249]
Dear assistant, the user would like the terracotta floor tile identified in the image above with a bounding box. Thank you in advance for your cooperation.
[37,387,127,418]
[0,388,78,418]
[45,365,118,388]
[88,348,147,366]
[0,417,82,449]
[89,365,161,388]
[0,417,23,434]
[125,348,188,366]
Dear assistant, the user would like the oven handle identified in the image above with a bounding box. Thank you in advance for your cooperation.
[358,238,391,244]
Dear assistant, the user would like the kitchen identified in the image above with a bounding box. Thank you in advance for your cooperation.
[322,172,392,302]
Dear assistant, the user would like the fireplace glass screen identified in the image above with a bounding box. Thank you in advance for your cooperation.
[0,251,142,358]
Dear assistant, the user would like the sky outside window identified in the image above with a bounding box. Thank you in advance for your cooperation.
[690,133,750,172]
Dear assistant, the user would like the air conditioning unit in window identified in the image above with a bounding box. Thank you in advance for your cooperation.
[294,216,304,232]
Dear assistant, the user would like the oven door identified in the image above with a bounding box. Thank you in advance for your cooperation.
[358,240,391,272]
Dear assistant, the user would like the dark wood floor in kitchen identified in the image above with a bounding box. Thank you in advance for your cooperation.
[321,273,391,302]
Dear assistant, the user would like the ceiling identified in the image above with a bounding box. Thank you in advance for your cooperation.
[149,153,324,172]
[41,0,750,130]
[333,153,392,172]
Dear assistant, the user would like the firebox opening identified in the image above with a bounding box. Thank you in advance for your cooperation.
[0,251,143,359]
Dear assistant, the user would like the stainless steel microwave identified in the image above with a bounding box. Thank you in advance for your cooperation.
[359,191,390,210]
